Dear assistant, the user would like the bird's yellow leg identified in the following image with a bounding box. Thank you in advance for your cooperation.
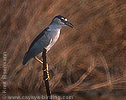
[34,56,43,64]
[44,63,50,80]
[34,56,49,80]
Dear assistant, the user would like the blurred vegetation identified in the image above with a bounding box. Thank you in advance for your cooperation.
[0,0,126,99]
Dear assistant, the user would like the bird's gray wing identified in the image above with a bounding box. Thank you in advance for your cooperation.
[27,27,49,53]
[22,27,49,65]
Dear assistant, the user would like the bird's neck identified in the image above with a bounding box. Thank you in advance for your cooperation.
[49,23,62,30]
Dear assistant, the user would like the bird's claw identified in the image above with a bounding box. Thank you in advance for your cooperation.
[34,56,50,80]
[43,64,50,81]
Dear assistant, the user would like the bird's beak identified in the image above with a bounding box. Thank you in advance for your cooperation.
[65,21,74,28]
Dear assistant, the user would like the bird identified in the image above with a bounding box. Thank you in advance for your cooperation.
[22,15,74,66]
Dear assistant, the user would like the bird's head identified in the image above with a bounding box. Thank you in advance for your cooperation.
[51,15,74,28]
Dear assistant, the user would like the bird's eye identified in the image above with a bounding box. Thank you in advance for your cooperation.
[61,17,64,21]
[61,17,64,20]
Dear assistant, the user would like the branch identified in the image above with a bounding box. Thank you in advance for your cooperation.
[42,48,51,100]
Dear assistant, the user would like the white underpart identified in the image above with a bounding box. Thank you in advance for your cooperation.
[45,24,61,52]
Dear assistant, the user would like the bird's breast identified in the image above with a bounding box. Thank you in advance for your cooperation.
[46,29,60,51]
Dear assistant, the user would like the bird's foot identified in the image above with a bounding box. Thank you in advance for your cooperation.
[43,63,50,80]
[34,56,49,80]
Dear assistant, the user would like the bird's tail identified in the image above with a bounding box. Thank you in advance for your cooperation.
[22,52,33,66]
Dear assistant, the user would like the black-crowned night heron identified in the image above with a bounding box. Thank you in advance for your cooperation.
[22,15,73,65]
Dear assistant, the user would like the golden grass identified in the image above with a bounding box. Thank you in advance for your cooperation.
[0,0,126,93]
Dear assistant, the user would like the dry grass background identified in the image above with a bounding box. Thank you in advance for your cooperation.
[0,0,126,98]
